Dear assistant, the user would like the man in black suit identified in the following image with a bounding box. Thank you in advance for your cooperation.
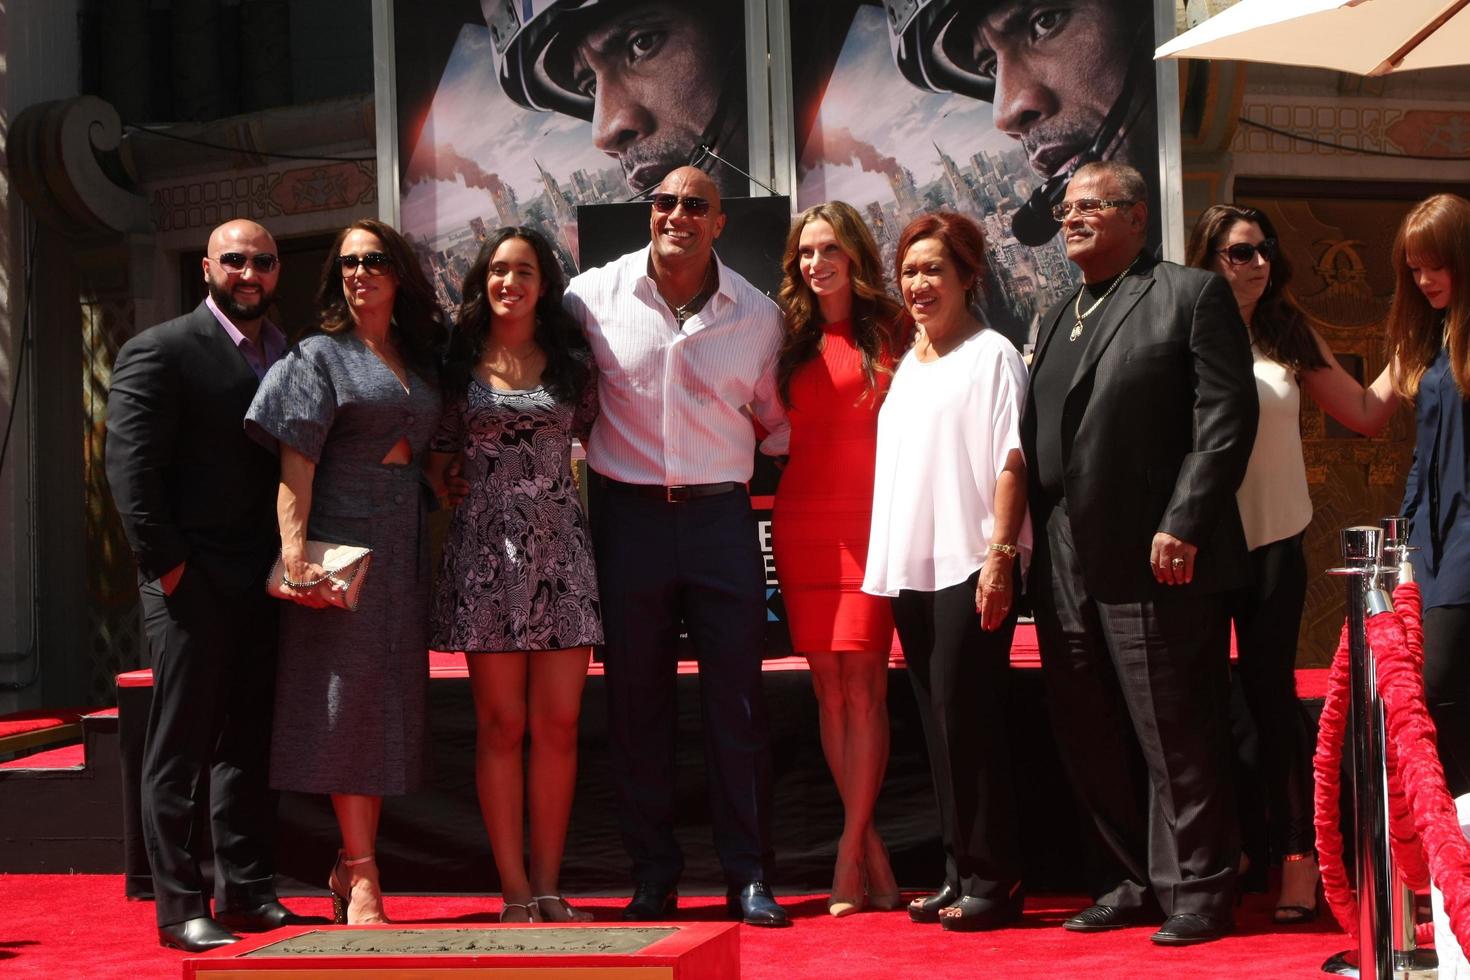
[1021,162,1257,945]
[106,219,322,952]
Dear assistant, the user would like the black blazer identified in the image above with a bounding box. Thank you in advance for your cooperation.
[1021,253,1258,603]
[104,302,280,595]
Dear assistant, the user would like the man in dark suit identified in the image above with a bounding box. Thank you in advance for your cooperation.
[106,219,322,952]
[1021,162,1257,945]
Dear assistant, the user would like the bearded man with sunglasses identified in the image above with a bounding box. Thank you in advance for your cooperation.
[106,220,324,952]
[564,166,791,927]
[1019,162,1257,946]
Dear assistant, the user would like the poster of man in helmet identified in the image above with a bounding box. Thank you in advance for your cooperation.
[393,1,758,309]
[789,0,1162,347]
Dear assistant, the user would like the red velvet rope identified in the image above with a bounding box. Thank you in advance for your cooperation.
[1314,581,1470,950]
[1373,582,1470,949]
[1314,622,1358,936]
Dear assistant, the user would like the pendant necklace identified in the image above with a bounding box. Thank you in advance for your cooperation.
[669,263,716,327]
[1071,255,1140,342]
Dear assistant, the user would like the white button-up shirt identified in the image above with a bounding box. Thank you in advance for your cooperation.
[565,245,789,486]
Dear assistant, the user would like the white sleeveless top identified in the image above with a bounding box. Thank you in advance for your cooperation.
[1237,345,1313,551]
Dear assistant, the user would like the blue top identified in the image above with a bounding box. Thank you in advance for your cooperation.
[1403,344,1470,609]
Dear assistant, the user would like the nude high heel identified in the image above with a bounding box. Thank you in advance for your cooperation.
[329,851,388,925]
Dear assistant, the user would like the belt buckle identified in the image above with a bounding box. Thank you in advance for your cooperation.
[666,485,692,503]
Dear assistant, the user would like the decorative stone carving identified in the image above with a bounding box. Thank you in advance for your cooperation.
[7,96,151,240]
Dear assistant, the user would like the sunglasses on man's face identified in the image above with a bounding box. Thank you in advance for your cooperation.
[651,194,712,217]
[337,252,394,274]
[1218,239,1278,265]
[215,252,279,273]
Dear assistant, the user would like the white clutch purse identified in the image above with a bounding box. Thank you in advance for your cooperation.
[266,541,373,611]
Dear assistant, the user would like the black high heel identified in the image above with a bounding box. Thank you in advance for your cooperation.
[1272,853,1321,925]
[938,887,1024,932]
[907,881,960,923]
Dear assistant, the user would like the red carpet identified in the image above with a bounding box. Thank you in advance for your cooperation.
[0,874,1350,978]
[0,744,85,770]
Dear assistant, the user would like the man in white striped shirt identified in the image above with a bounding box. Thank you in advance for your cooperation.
[564,166,792,927]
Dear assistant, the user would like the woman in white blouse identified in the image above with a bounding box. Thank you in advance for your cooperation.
[1185,204,1398,924]
[863,212,1031,932]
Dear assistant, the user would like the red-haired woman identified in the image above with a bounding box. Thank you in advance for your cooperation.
[1386,194,1470,803]
[772,201,907,916]
[863,211,1030,932]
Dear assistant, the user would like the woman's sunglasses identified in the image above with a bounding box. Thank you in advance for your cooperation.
[337,252,394,274]
[1217,239,1278,265]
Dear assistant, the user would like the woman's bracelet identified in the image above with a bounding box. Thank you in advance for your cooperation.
[987,542,1019,560]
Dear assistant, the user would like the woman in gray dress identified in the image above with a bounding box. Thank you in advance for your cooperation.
[427,227,601,923]
[247,219,446,925]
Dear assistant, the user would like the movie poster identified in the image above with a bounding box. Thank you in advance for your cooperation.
[394,0,756,309]
[788,0,1162,348]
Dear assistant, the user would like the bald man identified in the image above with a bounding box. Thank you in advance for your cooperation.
[107,220,323,952]
[564,168,791,926]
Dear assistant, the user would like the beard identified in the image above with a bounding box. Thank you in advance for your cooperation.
[208,278,273,322]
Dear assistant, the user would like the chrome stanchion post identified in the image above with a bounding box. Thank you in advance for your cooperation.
[1379,517,1436,980]
[1324,526,1394,979]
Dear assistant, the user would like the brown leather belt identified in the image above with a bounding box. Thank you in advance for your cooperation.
[603,478,743,503]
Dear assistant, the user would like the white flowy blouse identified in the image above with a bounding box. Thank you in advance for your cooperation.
[862,327,1032,596]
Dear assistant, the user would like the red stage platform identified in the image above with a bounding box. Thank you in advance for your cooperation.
[8,624,1324,896]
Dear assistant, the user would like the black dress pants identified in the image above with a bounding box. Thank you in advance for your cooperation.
[593,480,773,888]
[1032,507,1239,921]
[138,564,280,927]
[1423,603,1470,797]
[891,569,1021,901]
[1230,533,1315,856]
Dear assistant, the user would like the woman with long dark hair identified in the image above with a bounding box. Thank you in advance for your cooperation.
[771,201,907,916]
[863,211,1030,932]
[427,227,600,923]
[1185,204,1398,924]
[1386,193,1470,804]
[247,218,448,924]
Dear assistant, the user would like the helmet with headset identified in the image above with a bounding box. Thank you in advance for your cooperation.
[481,0,607,120]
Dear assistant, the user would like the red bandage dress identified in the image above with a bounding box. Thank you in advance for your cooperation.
[771,319,896,653]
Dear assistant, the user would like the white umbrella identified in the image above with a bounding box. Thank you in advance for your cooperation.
[1156,0,1470,76]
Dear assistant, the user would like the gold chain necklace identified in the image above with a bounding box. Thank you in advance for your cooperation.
[1070,255,1140,342]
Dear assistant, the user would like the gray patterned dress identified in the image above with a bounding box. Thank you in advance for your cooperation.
[246,331,442,796]
[430,370,602,652]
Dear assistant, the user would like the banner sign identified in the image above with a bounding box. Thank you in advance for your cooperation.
[788,0,1162,348]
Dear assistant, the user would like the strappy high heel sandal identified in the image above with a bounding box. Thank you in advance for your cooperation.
[1273,852,1322,925]
[329,851,388,925]
[500,901,543,923]
[534,895,593,923]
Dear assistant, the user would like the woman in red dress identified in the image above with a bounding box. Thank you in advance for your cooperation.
[772,201,909,916]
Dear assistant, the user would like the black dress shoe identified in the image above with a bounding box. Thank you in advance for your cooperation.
[158,916,240,953]
[217,899,331,932]
[907,881,960,923]
[1062,903,1147,932]
[726,881,791,928]
[1150,912,1229,946]
[622,882,678,921]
